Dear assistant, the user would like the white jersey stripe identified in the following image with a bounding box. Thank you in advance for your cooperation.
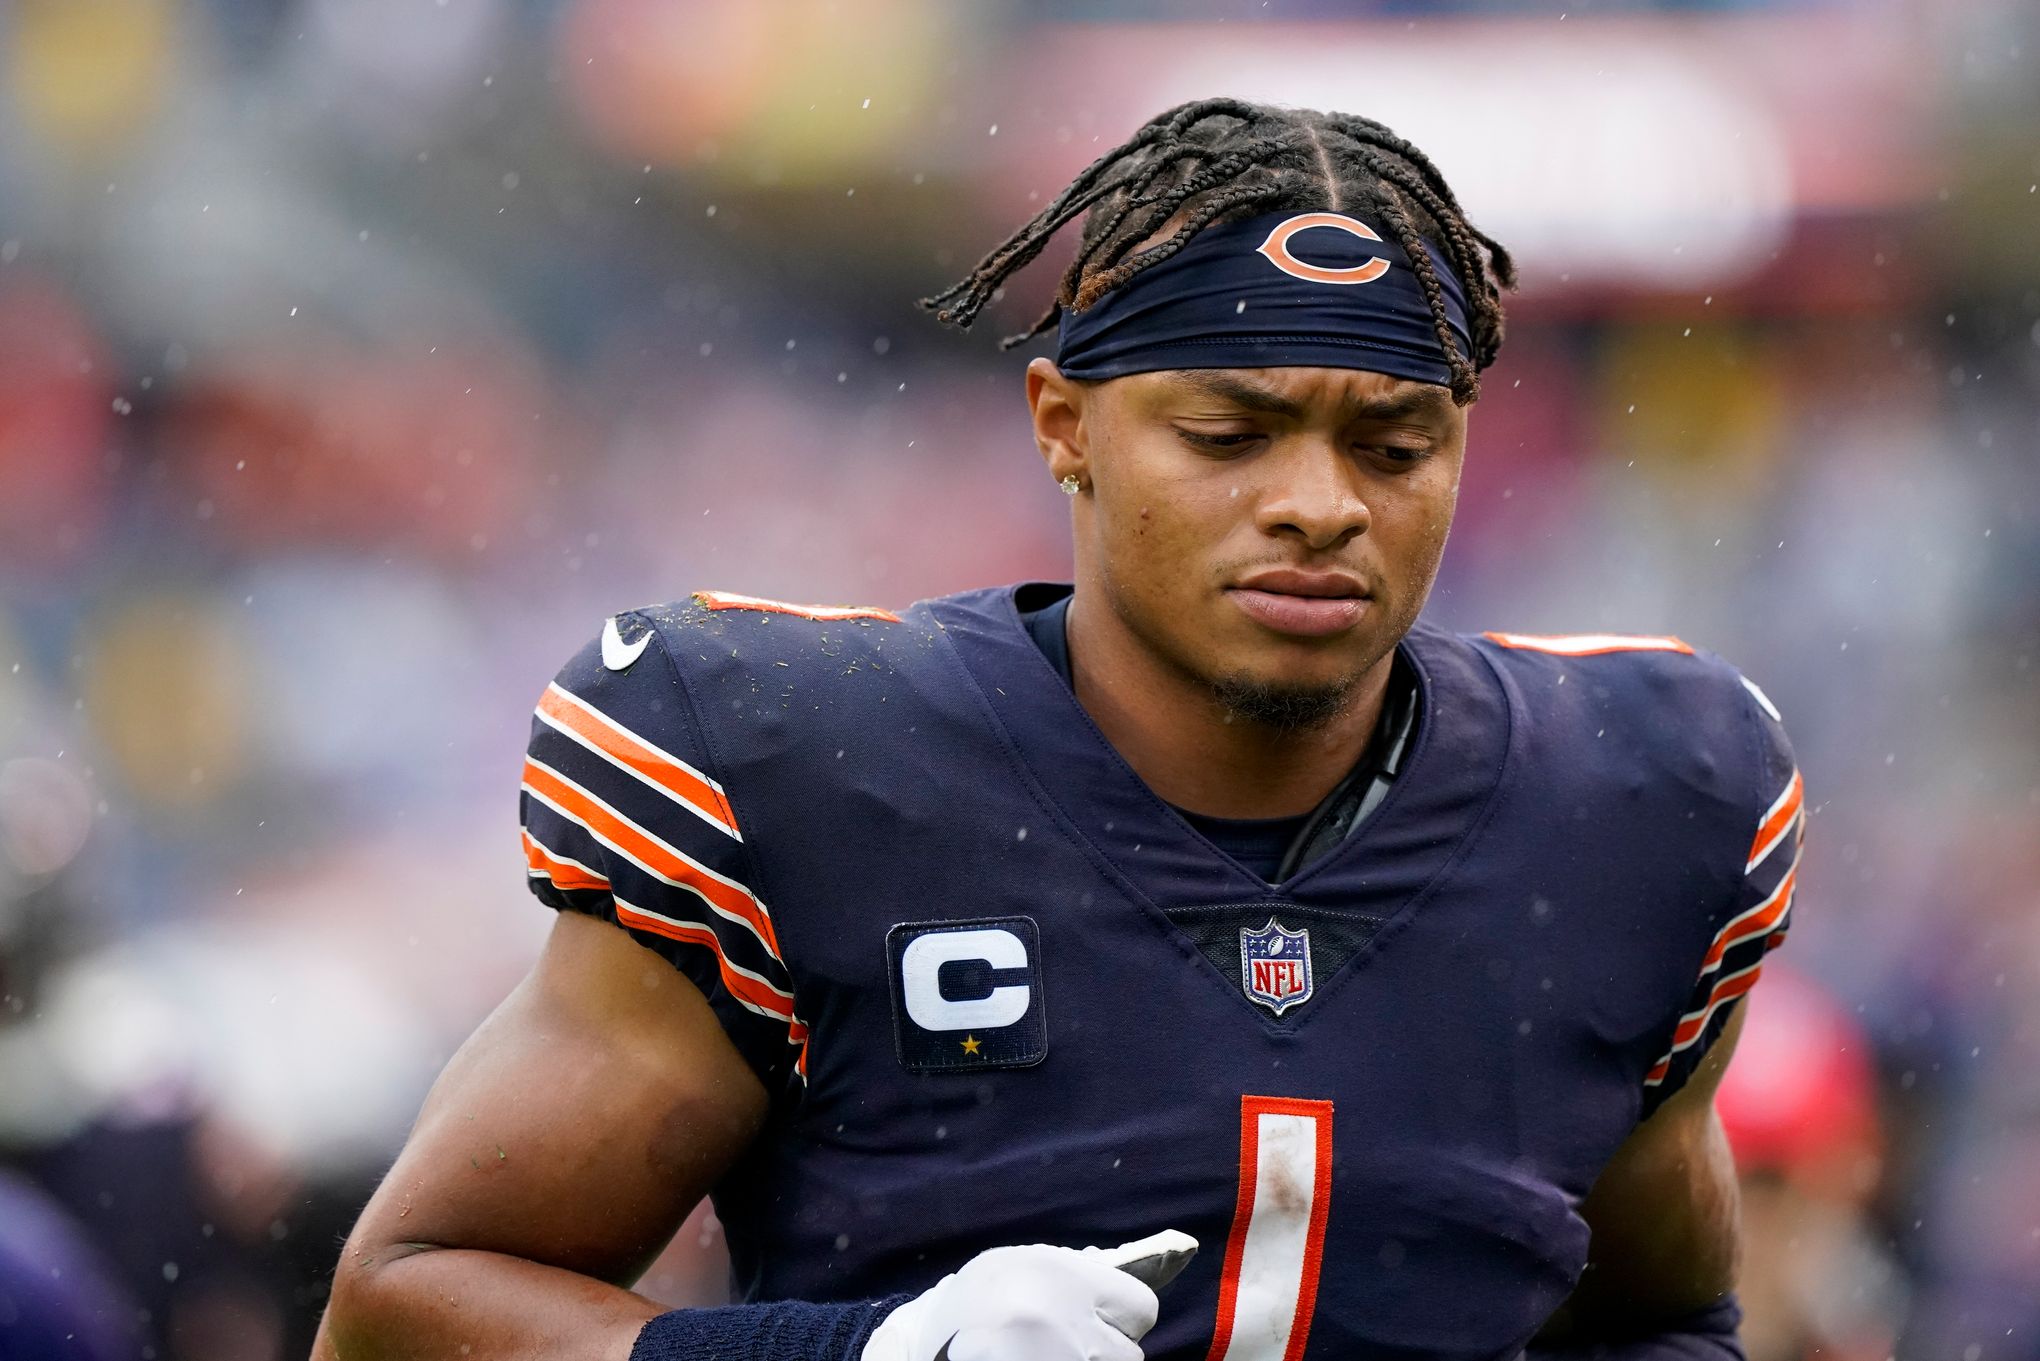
[1740,675,1783,721]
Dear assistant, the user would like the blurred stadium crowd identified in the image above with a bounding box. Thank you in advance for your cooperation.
[1,1,2036,1359]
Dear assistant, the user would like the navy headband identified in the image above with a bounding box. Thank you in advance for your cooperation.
[1054,211,1473,389]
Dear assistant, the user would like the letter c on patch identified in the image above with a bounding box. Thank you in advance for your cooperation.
[1256,212,1391,286]
[900,927,1031,1031]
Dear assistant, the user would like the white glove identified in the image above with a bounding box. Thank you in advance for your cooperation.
[862,1232,1194,1361]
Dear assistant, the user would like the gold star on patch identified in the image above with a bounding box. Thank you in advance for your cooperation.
[959,1035,982,1056]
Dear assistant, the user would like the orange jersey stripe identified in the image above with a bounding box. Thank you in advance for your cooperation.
[1670,962,1766,1049]
[1699,865,1798,975]
[1746,770,1804,871]
[537,683,740,839]
[1482,631,1695,657]
[693,589,900,623]
[1646,962,1768,1087]
[522,830,610,893]
[521,758,782,960]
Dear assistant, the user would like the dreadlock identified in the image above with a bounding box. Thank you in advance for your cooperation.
[920,98,1516,406]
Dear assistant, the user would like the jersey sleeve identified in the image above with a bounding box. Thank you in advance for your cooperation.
[1640,671,1803,1117]
[517,611,807,1089]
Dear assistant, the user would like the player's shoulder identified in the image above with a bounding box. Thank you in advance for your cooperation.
[621,586,991,683]
[1424,621,1794,806]
[1457,625,1772,728]
[543,585,1015,728]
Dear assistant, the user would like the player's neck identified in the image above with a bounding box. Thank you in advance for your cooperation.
[1063,590,1391,821]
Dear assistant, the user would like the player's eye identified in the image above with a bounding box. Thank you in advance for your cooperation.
[1362,442,1433,466]
[1175,429,1263,455]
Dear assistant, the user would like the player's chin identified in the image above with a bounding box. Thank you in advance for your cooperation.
[1205,628,1378,695]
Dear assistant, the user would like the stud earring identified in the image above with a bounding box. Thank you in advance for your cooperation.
[1059,474,1082,496]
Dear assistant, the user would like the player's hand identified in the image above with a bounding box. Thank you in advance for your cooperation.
[862,1233,1191,1361]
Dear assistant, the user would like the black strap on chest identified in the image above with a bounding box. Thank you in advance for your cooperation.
[1273,651,1419,881]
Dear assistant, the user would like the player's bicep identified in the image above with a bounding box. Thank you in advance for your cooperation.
[1545,1004,1746,1339]
[349,910,767,1286]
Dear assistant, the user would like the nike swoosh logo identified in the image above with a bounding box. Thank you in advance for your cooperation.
[602,616,652,671]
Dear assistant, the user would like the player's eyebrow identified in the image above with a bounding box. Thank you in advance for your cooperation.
[1171,372,1454,424]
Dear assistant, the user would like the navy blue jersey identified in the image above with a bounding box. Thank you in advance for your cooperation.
[518,585,1803,1361]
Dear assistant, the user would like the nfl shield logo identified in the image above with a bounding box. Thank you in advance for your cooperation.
[1241,918,1314,1015]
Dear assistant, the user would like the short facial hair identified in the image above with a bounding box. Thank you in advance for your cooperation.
[1208,673,1357,732]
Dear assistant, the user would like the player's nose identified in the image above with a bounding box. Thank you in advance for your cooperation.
[1254,439,1371,551]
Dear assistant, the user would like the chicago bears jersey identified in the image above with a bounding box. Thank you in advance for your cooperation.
[517,584,1803,1361]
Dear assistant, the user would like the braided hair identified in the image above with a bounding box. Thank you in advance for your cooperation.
[921,98,1516,405]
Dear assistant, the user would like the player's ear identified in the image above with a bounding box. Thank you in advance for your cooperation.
[1026,357,1090,490]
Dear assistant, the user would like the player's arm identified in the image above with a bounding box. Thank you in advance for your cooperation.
[315,908,769,1361]
[1531,1003,1748,1356]
[1534,668,1802,1359]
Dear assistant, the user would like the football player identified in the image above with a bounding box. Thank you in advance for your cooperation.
[317,99,1804,1361]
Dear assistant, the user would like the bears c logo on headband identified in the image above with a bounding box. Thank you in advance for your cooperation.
[1255,212,1391,286]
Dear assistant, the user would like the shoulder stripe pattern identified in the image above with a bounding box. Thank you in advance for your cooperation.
[536,682,742,840]
[1482,631,1695,656]
[693,589,902,623]
[521,756,784,962]
[1644,764,1804,1089]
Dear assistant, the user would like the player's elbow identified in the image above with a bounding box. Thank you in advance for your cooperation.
[320,1235,443,1361]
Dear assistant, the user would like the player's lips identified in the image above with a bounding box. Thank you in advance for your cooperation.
[1225,570,1372,638]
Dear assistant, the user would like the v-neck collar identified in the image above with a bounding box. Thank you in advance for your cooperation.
[929,584,1514,918]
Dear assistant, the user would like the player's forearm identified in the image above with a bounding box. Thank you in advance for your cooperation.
[319,1242,663,1361]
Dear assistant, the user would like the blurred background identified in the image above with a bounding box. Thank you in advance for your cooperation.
[0,0,2035,1358]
